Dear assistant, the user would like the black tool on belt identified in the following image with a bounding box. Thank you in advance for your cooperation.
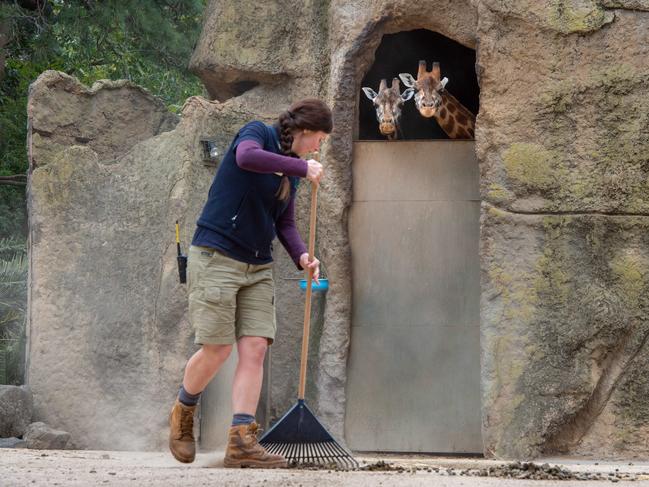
[175,220,187,284]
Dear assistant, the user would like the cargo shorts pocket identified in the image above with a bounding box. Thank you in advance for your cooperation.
[204,286,227,305]
[190,285,238,343]
[202,286,236,318]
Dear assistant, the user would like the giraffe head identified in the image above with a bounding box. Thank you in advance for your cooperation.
[399,61,449,118]
[362,78,414,138]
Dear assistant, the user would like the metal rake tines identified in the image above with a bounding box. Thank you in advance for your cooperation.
[260,440,359,469]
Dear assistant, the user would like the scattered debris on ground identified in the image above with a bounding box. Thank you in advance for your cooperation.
[288,459,649,481]
[460,461,639,481]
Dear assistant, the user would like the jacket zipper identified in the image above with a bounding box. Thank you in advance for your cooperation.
[231,190,250,228]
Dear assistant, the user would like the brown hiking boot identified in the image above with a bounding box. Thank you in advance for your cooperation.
[223,422,287,468]
[168,398,196,463]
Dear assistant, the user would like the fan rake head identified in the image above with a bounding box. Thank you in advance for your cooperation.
[259,400,358,469]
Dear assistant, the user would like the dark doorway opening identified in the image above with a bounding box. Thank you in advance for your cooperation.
[358,29,479,140]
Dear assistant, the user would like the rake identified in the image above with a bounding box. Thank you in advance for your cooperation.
[259,178,358,469]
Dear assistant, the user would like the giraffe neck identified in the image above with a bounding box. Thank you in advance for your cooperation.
[434,91,476,139]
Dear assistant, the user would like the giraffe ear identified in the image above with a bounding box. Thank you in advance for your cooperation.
[440,77,449,90]
[398,73,416,88]
[401,87,415,101]
[362,87,378,101]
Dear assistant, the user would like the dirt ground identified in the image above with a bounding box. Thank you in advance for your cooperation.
[3,449,649,486]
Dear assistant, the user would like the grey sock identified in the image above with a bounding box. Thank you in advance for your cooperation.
[231,413,255,426]
[178,385,201,406]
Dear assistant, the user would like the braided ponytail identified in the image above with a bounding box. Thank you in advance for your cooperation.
[276,111,298,201]
[275,99,333,201]
[278,110,298,157]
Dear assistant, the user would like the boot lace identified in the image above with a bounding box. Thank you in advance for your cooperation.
[180,409,194,440]
[247,423,264,440]
[248,423,264,436]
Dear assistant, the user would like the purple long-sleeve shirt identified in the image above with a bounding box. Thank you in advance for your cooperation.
[235,140,308,268]
[236,139,308,177]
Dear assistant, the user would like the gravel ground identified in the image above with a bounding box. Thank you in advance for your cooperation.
[2,449,649,486]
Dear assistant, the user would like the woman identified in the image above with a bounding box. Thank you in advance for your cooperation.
[169,99,332,468]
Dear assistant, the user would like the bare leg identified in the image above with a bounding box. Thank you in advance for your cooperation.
[231,336,268,415]
[224,337,286,468]
[182,344,233,395]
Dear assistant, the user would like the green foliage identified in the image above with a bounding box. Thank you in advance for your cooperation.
[0,1,207,382]
[38,0,206,109]
[1,1,206,106]
[0,0,207,239]
[0,236,27,384]
[0,187,27,240]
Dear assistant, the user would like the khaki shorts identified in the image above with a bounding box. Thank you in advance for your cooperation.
[187,245,276,345]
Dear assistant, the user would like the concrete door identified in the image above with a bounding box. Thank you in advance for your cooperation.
[345,141,481,453]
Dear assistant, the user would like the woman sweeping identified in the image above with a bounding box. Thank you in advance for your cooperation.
[169,99,333,468]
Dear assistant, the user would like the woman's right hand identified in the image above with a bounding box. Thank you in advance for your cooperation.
[306,159,324,185]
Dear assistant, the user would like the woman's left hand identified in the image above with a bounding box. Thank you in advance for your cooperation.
[299,253,320,285]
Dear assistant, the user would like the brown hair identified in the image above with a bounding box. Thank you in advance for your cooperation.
[275,99,333,200]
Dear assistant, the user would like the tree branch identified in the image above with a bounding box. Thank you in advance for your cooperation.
[0,175,27,187]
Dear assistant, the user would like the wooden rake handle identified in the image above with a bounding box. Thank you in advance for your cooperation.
[298,160,319,400]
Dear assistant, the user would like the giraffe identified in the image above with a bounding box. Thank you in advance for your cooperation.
[399,61,475,139]
[362,77,414,140]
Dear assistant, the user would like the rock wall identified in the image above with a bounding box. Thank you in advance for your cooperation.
[189,0,329,100]
[477,1,649,458]
[27,71,187,449]
[26,68,328,449]
[26,0,649,458]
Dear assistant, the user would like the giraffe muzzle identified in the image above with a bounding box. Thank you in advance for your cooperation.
[419,107,436,118]
[379,122,396,134]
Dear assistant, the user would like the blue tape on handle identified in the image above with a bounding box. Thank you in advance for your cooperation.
[299,278,329,292]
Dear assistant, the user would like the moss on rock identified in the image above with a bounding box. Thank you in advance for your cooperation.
[548,0,614,34]
[503,143,564,192]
